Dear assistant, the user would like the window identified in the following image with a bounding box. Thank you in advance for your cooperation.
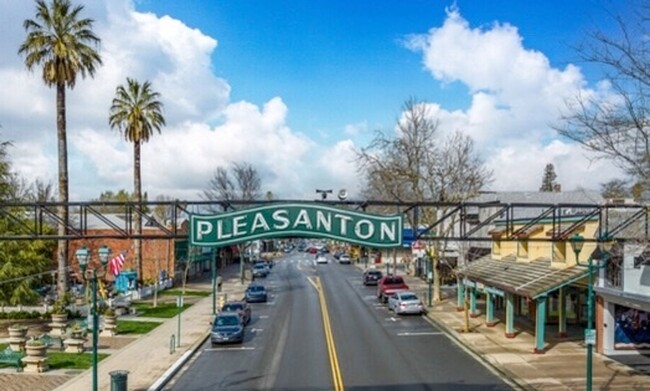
[553,241,566,262]
[517,240,528,258]
[606,255,623,288]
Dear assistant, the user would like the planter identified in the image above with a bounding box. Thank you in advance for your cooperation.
[8,326,28,339]
[51,313,68,324]
[102,315,118,337]
[25,344,47,358]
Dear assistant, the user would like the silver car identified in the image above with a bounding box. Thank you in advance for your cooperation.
[387,291,424,315]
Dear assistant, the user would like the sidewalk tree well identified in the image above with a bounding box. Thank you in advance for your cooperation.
[355,98,492,301]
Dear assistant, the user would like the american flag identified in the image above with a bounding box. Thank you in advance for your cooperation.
[109,253,126,276]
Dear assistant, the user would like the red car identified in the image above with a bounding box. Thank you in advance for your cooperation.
[377,275,409,303]
[307,247,318,254]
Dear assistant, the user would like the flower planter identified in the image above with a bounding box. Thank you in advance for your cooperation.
[8,326,28,339]
[25,344,47,358]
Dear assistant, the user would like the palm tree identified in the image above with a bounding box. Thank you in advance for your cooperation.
[19,0,102,298]
[109,78,165,283]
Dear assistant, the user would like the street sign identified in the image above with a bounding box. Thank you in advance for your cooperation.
[190,203,403,248]
[584,328,596,345]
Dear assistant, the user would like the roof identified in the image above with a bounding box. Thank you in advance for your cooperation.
[456,255,589,299]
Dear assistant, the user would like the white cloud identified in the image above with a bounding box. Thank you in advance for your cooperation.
[406,6,625,192]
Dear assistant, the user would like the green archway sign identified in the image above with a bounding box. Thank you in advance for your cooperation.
[190,203,403,248]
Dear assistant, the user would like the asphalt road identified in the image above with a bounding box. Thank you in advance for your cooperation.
[168,252,512,390]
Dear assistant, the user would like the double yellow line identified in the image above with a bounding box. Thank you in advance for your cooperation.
[308,277,344,391]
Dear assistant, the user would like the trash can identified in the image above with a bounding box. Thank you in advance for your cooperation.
[109,370,129,391]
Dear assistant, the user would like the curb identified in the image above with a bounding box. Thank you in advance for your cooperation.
[147,330,211,391]
[423,308,533,391]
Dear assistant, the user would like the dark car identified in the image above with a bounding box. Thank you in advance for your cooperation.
[245,284,268,303]
[363,270,383,286]
[211,312,245,345]
[221,300,251,325]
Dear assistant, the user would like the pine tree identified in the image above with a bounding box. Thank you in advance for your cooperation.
[540,163,558,192]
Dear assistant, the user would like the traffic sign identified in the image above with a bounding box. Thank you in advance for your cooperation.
[584,329,596,345]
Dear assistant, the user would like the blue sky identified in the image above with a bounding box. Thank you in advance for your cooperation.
[0,0,630,201]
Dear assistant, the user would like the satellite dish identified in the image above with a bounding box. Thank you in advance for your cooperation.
[338,189,348,200]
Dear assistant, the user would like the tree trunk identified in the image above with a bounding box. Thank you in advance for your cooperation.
[56,82,69,299]
[134,140,143,283]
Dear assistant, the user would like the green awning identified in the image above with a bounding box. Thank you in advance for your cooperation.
[456,255,589,299]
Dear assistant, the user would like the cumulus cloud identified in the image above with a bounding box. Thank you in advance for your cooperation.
[405,6,624,191]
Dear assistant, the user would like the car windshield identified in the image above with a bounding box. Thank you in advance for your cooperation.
[369,271,381,276]
[222,303,243,311]
[248,285,264,292]
[215,316,240,327]
[254,264,266,269]
[400,294,418,301]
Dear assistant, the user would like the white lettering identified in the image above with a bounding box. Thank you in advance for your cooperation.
[334,214,353,235]
[196,221,213,240]
[251,213,270,232]
[355,219,374,240]
[233,216,247,236]
[293,209,313,229]
[380,222,396,242]
[316,211,332,232]
[272,210,290,229]
[216,220,232,239]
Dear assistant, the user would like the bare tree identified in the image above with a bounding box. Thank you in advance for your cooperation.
[201,162,261,205]
[555,3,650,194]
[357,98,492,301]
[232,162,261,201]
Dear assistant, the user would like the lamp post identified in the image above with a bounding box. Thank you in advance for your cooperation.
[76,245,111,391]
[569,233,613,391]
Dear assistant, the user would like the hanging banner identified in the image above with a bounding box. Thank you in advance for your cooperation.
[190,203,403,248]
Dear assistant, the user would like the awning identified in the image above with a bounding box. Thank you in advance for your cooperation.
[456,255,589,299]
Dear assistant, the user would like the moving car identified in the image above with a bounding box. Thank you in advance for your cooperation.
[245,284,268,303]
[387,291,425,315]
[363,270,383,286]
[338,254,351,264]
[220,300,251,325]
[316,255,328,264]
[211,312,245,345]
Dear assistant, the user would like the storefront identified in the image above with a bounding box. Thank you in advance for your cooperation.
[597,287,650,355]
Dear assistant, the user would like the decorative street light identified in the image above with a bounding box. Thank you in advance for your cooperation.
[76,245,111,391]
[569,233,613,391]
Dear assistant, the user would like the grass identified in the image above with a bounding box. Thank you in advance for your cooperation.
[160,289,211,297]
[116,320,162,335]
[0,343,108,370]
[48,351,109,369]
[132,302,192,318]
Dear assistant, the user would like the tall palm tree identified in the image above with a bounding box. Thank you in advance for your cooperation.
[109,78,165,283]
[19,0,102,298]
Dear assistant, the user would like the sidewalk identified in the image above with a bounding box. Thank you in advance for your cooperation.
[365,263,650,390]
[53,263,246,391]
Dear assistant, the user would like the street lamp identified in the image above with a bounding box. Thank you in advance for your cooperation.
[569,233,613,391]
[76,245,111,391]
[315,189,333,200]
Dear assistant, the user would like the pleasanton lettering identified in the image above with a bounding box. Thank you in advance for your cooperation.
[190,203,403,248]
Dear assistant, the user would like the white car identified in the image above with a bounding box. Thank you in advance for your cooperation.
[316,255,328,264]
[387,291,424,315]
[338,254,351,264]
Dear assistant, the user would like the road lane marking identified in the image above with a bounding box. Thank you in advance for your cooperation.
[259,315,269,319]
[205,346,256,352]
[309,276,345,391]
[396,332,444,336]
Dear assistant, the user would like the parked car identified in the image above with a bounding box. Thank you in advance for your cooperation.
[316,255,328,264]
[363,270,383,286]
[221,300,251,325]
[339,254,351,264]
[377,275,410,303]
[245,284,268,303]
[211,312,245,345]
[252,262,269,278]
[387,291,425,315]
[307,247,318,254]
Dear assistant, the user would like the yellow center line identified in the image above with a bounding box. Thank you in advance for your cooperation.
[309,276,345,391]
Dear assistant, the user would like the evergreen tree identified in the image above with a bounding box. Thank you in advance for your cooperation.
[540,163,558,192]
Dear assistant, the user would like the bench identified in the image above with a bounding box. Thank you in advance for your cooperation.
[0,347,24,372]
[38,333,64,351]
